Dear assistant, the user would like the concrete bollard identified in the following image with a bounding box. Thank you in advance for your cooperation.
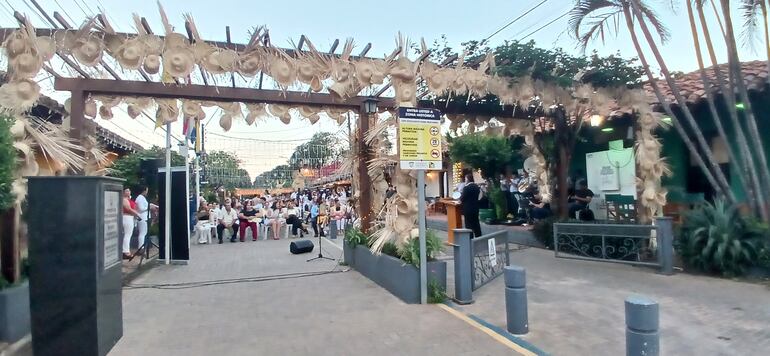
[329,221,338,239]
[452,229,474,304]
[653,217,674,275]
[625,295,659,356]
[504,265,528,335]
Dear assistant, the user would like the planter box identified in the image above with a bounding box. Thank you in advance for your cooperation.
[351,245,447,304]
[0,281,30,343]
[343,242,355,266]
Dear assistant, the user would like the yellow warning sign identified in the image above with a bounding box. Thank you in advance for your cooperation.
[398,107,442,170]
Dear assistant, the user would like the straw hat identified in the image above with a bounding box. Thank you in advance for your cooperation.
[297,105,320,124]
[202,48,239,74]
[35,36,55,61]
[10,119,25,139]
[162,46,195,78]
[296,56,326,92]
[164,33,188,50]
[354,59,377,87]
[143,54,161,74]
[98,105,114,120]
[84,98,97,118]
[268,104,291,124]
[113,37,146,70]
[395,81,417,106]
[182,100,204,120]
[219,114,233,131]
[3,30,30,59]
[139,34,164,55]
[244,103,268,125]
[237,53,262,77]
[389,57,416,81]
[127,105,142,119]
[266,51,296,89]
[156,99,179,124]
[0,79,40,112]
[10,52,43,80]
[425,68,451,96]
[72,34,104,67]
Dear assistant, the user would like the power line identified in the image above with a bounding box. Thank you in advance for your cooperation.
[482,0,549,43]
[517,10,569,41]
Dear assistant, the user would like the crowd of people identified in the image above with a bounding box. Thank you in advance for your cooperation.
[194,186,354,244]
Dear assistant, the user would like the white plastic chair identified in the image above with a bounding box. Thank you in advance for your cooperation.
[195,221,214,244]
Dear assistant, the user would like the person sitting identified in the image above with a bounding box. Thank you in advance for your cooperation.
[285,201,308,238]
[238,200,259,242]
[529,194,552,221]
[216,202,239,244]
[568,180,595,220]
[264,201,285,240]
[195,201,213,244]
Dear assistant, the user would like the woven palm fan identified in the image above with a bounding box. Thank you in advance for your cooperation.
[0,79,40,113]
[156,99,179,124]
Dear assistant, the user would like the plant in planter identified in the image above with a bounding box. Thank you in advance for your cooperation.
[677,199,766,277]
[398,229,444,267]
[427,279,447,304]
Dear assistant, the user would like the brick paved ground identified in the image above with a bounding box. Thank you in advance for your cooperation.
[427,229,770,356]
[109,236,517,356]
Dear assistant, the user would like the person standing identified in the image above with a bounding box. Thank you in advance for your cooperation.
[121,188,141,259]
[216,203,239,243]
[460,173,483,238]
[310,198,325,237]
[134,186,150,254]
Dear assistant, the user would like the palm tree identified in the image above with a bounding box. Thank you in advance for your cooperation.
[570,0,735,204]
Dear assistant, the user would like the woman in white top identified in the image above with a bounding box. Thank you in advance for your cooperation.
[285,201,308,237]
[331,200,347,232]
[265,201,285,240]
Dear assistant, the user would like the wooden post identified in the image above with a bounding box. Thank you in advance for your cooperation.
[357,107,372,234]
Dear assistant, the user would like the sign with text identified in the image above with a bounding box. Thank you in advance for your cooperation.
[398,107,442,170]
[103,190,121,270]
[488,238,497,267]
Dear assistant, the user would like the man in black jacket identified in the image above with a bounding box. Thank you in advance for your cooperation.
[460,173,483,238]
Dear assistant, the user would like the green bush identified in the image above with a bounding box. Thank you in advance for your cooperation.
[531,216,559,249]
[344,227,369,247]
[380,241,400,258]
[677,200,766,277]
[0,116,17,211]
[399,229,444,267]
[427,279,447,304]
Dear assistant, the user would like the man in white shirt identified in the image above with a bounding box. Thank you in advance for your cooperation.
[216,200,239,243]
[134,186,150,253]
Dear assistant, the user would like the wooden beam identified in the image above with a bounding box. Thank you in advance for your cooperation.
[328,39,340,53]
[357,106,372,234]
[14,12,90,79]
[226,26,235,87]
[358,43,372,57]
[54,78,396,109]
[29,0,58,29]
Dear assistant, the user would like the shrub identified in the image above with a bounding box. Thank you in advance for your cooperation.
[677,200,766,277]
[344,227,369,247]
[399,229,444,267]
[531,216,559,249]
[0,116,17,211]
[380,241,400,258]
[427,279,447,304]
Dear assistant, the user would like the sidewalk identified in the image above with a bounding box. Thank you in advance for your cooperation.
[109,236,518,356]
[430,229,770,355]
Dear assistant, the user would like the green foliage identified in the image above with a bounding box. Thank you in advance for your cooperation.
[532,216,559,250]
[344,227,369,247]
[427,279,447,304]
[487,188,508,220]
[203,190,219,204]
[0,116,17,211]
[202,150,252,189]
[254,132,345,188]
[109,146,185,197]
[399,230,444,267]
[381,241,400,258]
[677,200,767,277]
[448,133,518,179]
[148,222,159,237]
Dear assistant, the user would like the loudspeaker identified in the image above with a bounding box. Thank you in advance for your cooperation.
[289,240,315,254]
[158,167,190,262]
[139,158,162,198]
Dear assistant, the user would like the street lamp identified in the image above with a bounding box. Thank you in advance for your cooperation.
[362,97,379,114]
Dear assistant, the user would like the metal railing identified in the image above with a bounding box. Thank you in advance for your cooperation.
[553,217,673,274]
[471,230,511,290]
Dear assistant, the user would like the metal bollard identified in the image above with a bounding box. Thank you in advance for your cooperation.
[452,229,474,304]
[504,265,528,335]
[653,217,674,275]
[329,221,338,239]
[625,295,659,356]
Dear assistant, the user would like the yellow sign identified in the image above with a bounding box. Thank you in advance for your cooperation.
[398,107,442,170]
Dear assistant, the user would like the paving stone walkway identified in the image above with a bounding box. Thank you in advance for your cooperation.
[109,236,517,356]
[428,229,770,356]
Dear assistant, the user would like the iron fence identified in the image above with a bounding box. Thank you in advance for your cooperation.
[471,230,511,290]
[553,222,662,268]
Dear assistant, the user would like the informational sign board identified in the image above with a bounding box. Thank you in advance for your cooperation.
[398,107,442,170]
[488,238,497,267]
[103,190,121,270]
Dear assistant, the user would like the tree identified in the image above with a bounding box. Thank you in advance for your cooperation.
[570,0,770,221]
[202,150,252,189]
[109,146,185,198]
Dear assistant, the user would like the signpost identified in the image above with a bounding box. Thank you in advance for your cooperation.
[398,107,442,304]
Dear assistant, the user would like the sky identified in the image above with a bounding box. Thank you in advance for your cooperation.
[0,0,764,178]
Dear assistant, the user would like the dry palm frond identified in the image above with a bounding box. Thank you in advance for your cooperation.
[364,116,394,145]
[21,116,85,171]
[367,155,396,178]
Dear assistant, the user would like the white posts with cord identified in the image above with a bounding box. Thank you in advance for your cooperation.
[164,123,172,265]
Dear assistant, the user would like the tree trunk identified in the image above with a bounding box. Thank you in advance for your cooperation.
[686,1,761,213]
[0,207,20,284]
[719,0,770,220]
[696,1,765,216]
[621,5,727,202]
[557,145,569,219]
[629,0,735,203]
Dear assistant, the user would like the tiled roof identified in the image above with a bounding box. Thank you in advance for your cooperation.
[643,60,769,106]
